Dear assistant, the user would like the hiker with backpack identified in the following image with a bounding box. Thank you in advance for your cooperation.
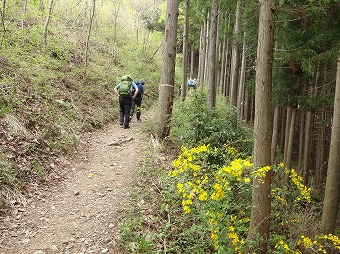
[187,78,197,95]
[114,75,139,129]
[129,80,149,122]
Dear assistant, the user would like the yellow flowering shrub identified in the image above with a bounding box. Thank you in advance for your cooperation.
[168,145,338,253]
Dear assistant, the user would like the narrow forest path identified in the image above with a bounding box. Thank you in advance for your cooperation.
[0,115,152,254]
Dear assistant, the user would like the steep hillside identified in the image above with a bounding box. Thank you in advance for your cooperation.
[0,0,164,211]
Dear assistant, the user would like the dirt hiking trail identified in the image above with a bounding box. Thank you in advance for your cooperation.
[0,116,152,254]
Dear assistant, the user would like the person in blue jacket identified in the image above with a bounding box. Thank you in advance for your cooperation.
[114,75,138,129]
[187,78,197,95]
[130,80,149,122]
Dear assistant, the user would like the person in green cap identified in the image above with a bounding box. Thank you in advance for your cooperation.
[114,75,138,129]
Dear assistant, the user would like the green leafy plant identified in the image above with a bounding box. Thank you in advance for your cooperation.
[170,92,253,155]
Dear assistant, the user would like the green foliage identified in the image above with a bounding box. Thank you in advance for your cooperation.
[141,5,165,33]
[272,1,340,108]
[170,92,253,155]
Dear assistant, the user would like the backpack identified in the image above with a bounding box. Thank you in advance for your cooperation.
[132,81,144,96]
[192,79,197,88]
[119,80,132,97]
[187,79,194,87]
[136,82,144,95]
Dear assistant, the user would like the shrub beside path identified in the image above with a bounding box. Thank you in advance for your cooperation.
[0,119,149,254]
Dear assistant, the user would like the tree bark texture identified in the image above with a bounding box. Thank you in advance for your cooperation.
[223,14,231,97]
[302,108,313,186]
[244,90,250,122]
[155,0,179,139]
[215,13,220,90]
[42,0,55,47]
[283,107,296,198]
[84,0,96,78]
[316,107,326,194]
[279,110,285,151]
[0,0,6,48]
[298,110,305,173]
[285,107,296,170]
[229,0,242,107]
[198,24,204,88]
[219,32,226,94]
[271,105,280,164]
[181,0,189,101]
[321,54,340,234]
[203,14,209,89]
[207,0,218,109]
[111,1,120,60]
[237,31,246,117]
[21,0,28,30]
[190,45,194,78]
[283,106,292,164]
[247,0,275,252]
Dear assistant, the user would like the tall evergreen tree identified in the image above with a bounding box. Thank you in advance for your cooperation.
[207,0,218,109]
[181,0,190,101]
[321,53,340,234]
[247,0,276,252]
[229,0,242,107]
[155,0,179,138]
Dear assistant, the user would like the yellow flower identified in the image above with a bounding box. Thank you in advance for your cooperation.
[251,165,271,179]
[170,170,179,177]
[227,232,240,245]
[198,191,208,201]
[211,231,218,240]
[227,146,238,157]
[243,158,253,168]
[173,158,180,167]
[183,205,191,214]
[316,234,340,250]
[189,163,200,171]
[275,239,290,251]
[177,183,184,192]
[192,186,199,194]
[182,199,192,206]
[244,177,251,183]
[191,144,209,154]
[211,183,224,201]
[301,235,313,248]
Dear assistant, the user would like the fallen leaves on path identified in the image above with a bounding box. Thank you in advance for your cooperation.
[0,121,148,254]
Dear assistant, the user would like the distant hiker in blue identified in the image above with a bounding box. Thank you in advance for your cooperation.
[130,80,149,122]
[187,78,197,95]
[187,78,193,88]
[114,75,138,129]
